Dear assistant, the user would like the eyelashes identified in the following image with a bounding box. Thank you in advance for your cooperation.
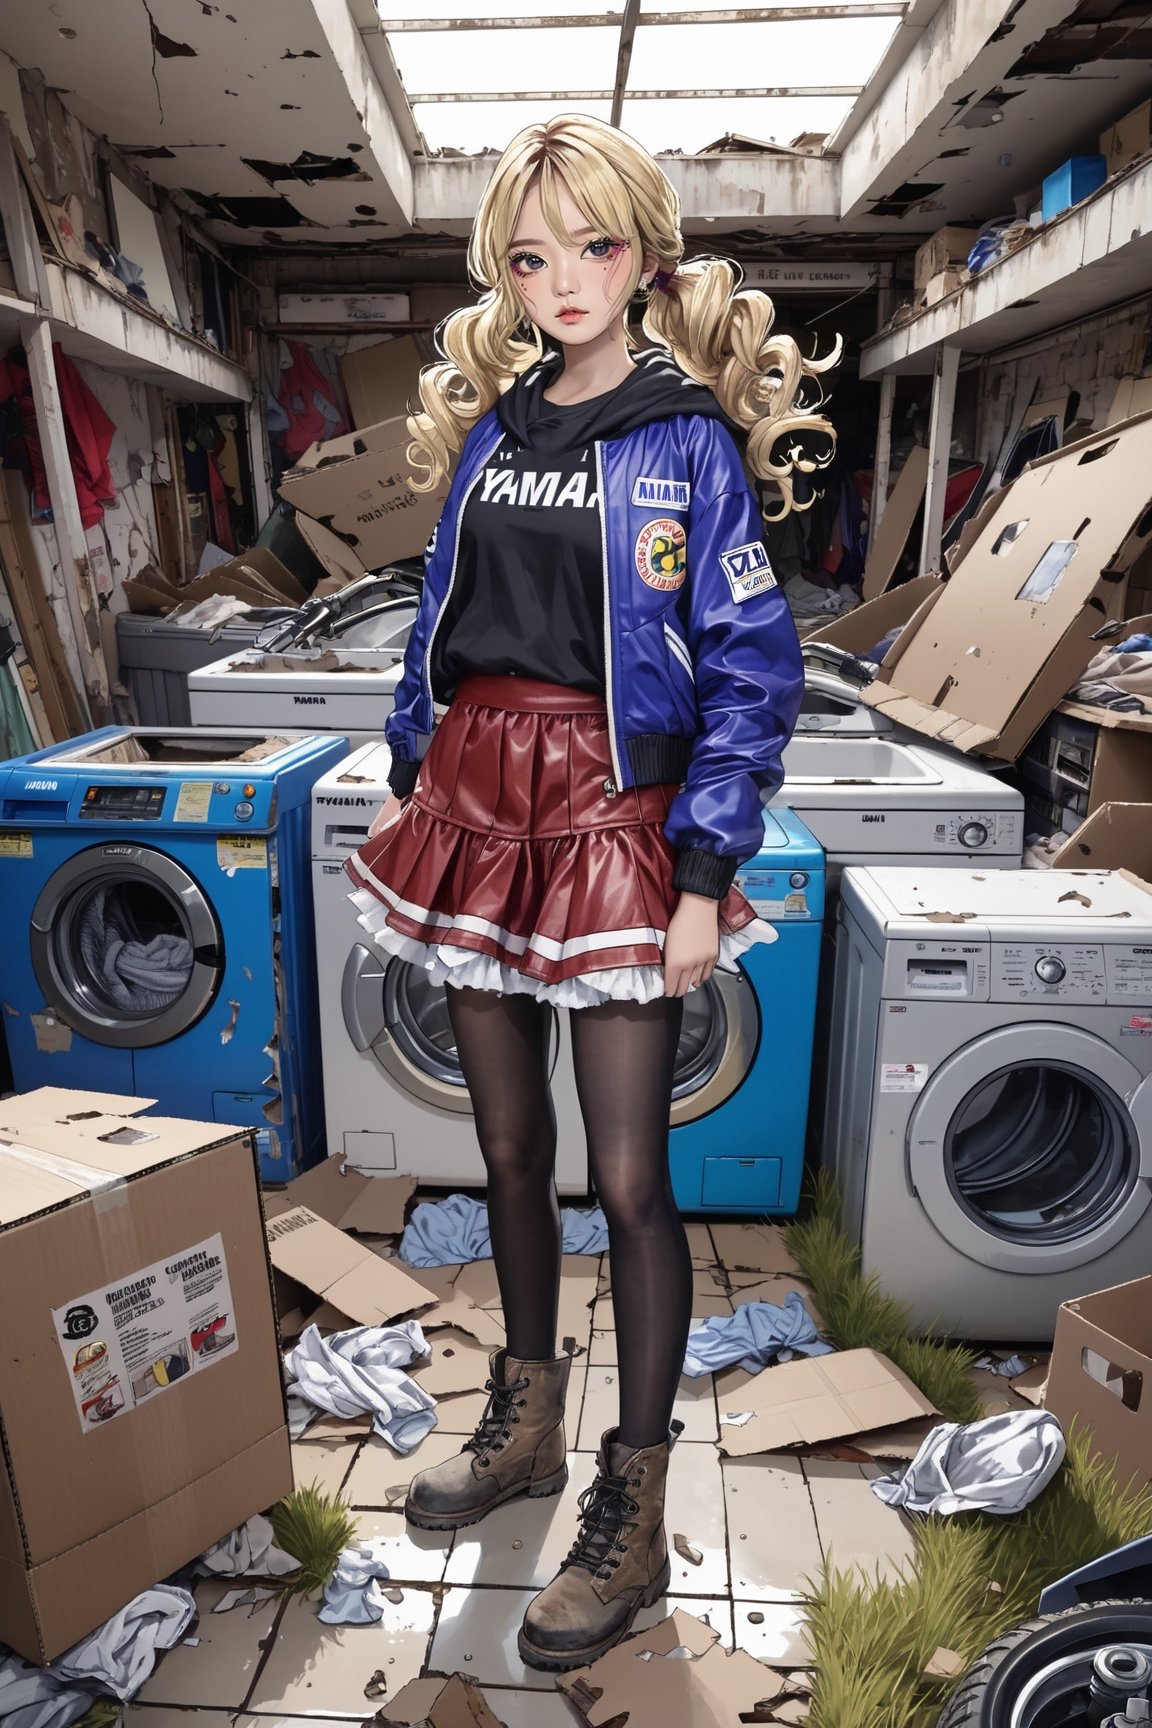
[507,237,628,276]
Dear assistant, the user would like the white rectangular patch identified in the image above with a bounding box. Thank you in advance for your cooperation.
[719,540,777,602]
[632,476,690,509]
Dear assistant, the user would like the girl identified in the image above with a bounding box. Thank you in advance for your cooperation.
[344,113,837,1673]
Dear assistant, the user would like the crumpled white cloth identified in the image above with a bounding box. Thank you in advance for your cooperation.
[284,1320,437,1452]
[318,1541,393,1625]
[0,1586,196,1728]
[872,1410,1066,1516]
[198,1513,299,1578]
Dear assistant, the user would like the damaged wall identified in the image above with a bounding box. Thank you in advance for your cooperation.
[73,365,165,602]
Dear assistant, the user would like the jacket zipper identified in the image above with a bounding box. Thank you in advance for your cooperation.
[594,440,625,793]
[421,429,503,723]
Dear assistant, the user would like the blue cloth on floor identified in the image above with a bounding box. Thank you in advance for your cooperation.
[681,1292,832,1377]
[1117,633,1152,653]
[399,1192,609,1267]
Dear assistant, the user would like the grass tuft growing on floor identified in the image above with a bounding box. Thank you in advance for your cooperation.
[268,1482,359,1600]
[804,1430,1152,1728]
[783,1171,982,1423]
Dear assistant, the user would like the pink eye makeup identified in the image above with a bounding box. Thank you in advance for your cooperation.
[585,237,628,261]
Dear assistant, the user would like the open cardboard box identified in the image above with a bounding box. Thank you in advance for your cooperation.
[797,573,944,657]
[862,415,1152,761]
[0,1088,290,1663]
[1045,1276,1152,1495]
[339,333,430,432]
[1050,802,1152,881]
[1024,697,1152,839]
[279,415,449,570]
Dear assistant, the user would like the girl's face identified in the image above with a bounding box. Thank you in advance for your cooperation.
[506,175,648,348]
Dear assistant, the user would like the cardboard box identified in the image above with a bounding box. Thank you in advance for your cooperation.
[923,268,965,307]
[119,549,307,618]
[913,226,979,295]
[861,416,1152,761]
[1099,99,1152,176]
[797,573,945,657]
[1042,155,1107,221]
[1045,1276,1152,1495]
[1021,704,1152,838]
[278,416,448,571]
[339,334,430,432]
[0,1088,290,1663]
[1050,802,1152,881]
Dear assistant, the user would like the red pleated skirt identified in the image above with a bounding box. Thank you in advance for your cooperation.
[344,674,774,1005]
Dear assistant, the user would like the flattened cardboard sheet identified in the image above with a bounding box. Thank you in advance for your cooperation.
[265,1207,435,1328]
[263,1154,415,1237]
[715,1348,938,1457]
[558,1607,785,1727]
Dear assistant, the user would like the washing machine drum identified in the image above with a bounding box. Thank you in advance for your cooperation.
[30,844,223,1047]
[344,948,755,1120]
[908,1025,1152,1274]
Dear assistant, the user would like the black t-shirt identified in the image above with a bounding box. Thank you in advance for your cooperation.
[430,398,607,695]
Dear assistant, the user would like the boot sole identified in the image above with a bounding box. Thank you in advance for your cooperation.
[516,1555,673,1673]
[404,1460,569,1532]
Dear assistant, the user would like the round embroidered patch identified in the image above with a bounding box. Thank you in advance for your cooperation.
[635,517,687,590]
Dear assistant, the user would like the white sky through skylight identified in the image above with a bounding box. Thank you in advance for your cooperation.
[375,0,907,155]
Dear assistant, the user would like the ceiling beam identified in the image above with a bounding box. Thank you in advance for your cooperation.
[374,4,904,25]
[413,85,863,100]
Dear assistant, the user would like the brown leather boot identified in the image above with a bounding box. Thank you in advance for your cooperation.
[517,1419,684,1672]
[404,1337,574,1532]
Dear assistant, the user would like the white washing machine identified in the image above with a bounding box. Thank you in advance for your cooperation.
[772,735,1024,885]
[823,866,1152,1341]
[795,670,896,737]
[189,644,406,746]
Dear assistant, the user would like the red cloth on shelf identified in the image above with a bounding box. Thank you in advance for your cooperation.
[0,345,116,528]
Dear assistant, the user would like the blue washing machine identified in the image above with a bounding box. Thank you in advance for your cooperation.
[0,727,348,1180]
[668,807,824,1216]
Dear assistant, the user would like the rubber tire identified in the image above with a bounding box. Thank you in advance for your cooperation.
[937,1598,1152,1727]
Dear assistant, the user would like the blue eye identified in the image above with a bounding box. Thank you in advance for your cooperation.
[585,237,627,260]
[509,251,545,275]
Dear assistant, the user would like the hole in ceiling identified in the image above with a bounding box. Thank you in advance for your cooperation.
[280,104,301,111]
[59,26,77,38]
[355,204,376,215]
[150,22,197,58]
[282,48,321,59]
[123,145,177,159]
[188,193,312,228]
[243,152,371,186]
[869,181,944,218]
[937,147,970,159]
[952,89,1021,130]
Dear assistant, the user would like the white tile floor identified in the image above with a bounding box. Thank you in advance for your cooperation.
[128,1231,918,1723]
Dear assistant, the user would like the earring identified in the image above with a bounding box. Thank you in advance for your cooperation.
[633,277,654,303]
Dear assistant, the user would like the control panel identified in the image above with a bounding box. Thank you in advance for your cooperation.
[992,943,1107,1004]
[931,812,1022,852]
[80,784,165,820]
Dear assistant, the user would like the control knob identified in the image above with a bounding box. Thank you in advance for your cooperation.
[1034,954,1066,985]
[958,821,989,849]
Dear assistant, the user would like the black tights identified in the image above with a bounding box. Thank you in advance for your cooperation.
[444,986,693,1451]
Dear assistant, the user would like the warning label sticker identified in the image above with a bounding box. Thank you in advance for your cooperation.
[174,782,212,823]
[217,835,268,870]
[880,1063,928,1093]
[0,832,33,857]
[52,1232,238,1434]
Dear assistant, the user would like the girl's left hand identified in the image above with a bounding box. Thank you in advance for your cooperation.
[663,892,721,998]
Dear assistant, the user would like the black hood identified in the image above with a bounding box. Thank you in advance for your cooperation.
[496,346,734,455]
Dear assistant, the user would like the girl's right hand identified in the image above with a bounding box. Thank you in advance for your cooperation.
[368,793,409,838]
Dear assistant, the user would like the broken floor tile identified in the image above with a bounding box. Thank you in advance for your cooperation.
[722,1455,822,1601]
[428,1586,557,1690]
[710,1222,801,1277]
[662,1442,730,1596]
[290,1436,360,1499]
[804,1458,917,1585]
[634,1594,735,1648]
[732,1601,812,1667]
[578,1366,718,1449]
[337,1507,454,1584]
[346,1429,465,1505]
[408,1326,494,1397]
[247,1590,436,1713]
[377,1672,504,1726]
[477,1689,584,1725]
[137,1578,280,1709]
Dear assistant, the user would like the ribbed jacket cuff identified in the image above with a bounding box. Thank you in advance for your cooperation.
[387,758,420,798]
[672,848,738,900]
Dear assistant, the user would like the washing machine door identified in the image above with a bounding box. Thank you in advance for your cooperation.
[669,969,759,1125]
[908,1022,1152,1274]
[30,843,223,1048]
[342,946,560,1113]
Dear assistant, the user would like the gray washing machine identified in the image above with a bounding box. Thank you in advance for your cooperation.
[823,866,1152,1342]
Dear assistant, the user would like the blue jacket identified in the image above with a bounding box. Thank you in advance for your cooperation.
[384,404,804,899]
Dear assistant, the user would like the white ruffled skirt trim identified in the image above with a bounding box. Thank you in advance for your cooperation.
[348,887,777,1009]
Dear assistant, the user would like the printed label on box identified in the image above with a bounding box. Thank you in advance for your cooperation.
[217,835,268,870]
[881,1063,928,1093]
[52,1232,238,1434]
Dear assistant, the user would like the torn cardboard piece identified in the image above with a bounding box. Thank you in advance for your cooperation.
[421,1290,505,1350]
[339,333,430,433]
[863,446,929,599]
[378,1672,503,1728]
[557,1608,787,1728]
[715,1349,938,1457]
[862,415,1152,761]
[279,415,448,569]
[265,1207,437,1328]
[263,1154,416,1237]
[1051,803,1152,883]
[796,573,943,658]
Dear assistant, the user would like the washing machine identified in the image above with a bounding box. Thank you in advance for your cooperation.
[772,734,1024,889]
[189,645,406,747]
[0,726,349,1180]
[795,670,896,736]
[823,866,1152,1341]
[312,742,825,1213]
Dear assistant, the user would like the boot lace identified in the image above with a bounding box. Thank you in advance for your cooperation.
[561,1468,640,1581]
[463,1372,531,1463]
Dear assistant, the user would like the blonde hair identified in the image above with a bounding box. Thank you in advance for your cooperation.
[406,114,839,518]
